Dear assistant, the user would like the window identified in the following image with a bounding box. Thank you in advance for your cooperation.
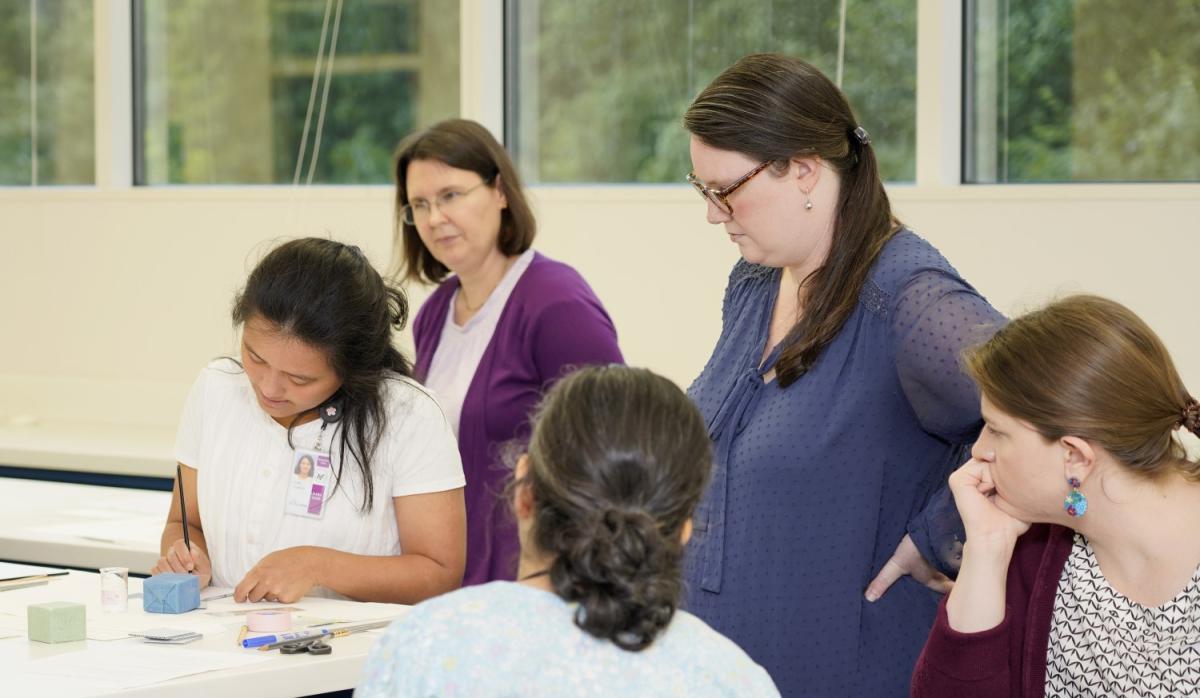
[965,0,1200,183]
[0,0,95,186]
[506,0,918,184]
[133,0,459,185]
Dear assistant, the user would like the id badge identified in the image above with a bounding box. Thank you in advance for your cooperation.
[285,448,333,519]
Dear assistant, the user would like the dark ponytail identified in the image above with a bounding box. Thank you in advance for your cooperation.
[232,238,412,511]
[521,366,712,651]
[684,53,898,387]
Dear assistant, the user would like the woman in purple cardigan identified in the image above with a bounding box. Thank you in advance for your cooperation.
[913,295,1200,697]
[392,119,623,586]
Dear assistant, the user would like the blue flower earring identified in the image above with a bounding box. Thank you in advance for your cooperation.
[1063,477,1087,517]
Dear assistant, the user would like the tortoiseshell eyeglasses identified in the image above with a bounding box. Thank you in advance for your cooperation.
[686,160,772,216]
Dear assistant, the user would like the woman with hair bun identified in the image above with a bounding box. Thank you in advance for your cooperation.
[913,295,1200,696]
[358,365,779,696]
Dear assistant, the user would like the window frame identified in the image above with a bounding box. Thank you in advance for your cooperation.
[1,0,1196,198]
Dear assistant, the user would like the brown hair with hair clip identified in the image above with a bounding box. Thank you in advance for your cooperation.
[965,294,1200,481]
[684,53,898,388]
[1182,398,1200,435]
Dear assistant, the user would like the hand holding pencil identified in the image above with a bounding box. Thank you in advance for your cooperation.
[151,463,213,588]
[151,538,213,588]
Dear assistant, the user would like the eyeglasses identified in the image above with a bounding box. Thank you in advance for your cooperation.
[686,160,772,216]
[401,176,495,226]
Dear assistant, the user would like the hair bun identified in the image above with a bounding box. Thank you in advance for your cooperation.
[586,506,660,575]
[549,505,679,652]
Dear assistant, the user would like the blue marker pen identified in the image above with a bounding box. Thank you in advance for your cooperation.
[242,627,331,648]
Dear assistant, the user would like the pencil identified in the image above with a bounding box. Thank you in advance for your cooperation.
[0,579,49,592]
[176,463,193,571]
[0,575,68,585]
[236,624,248,647]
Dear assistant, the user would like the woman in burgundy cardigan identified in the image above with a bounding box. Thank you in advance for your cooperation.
[392,119,623,586]
[912,295,1200,697]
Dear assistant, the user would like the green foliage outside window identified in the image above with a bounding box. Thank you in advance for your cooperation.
[136,0,458,185]
[967,0,1200,183]
[509,0,918,184]
[0,0,94,185]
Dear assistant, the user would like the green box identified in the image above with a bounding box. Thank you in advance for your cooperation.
[27,601,86,643]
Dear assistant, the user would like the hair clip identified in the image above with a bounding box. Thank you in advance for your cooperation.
[852,126,871,145]
[1182,398,1200,432]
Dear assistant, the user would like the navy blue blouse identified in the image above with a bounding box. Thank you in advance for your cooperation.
[685,230,1005,697]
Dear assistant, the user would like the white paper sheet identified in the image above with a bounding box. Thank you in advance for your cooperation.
[201,593,409,624]
[3,641,269,696]
[0,604,221,642]
[0,575,229,639]
[0,612,23,639]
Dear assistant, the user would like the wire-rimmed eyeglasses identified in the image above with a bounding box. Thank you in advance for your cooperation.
[401,176,495,226]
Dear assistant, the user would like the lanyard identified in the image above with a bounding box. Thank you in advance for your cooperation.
[313,422,329,452]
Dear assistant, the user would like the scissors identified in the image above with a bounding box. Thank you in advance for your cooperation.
[279,638,332,656]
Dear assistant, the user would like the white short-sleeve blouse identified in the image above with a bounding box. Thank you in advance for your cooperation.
[174,360,465,593]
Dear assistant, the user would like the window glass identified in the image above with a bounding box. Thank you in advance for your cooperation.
[965,0,1200,183]
[507,0,917,184]
[135,0,459,185]
[0,0,95,186]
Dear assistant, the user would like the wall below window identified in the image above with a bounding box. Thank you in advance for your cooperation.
[1,184,1197,477]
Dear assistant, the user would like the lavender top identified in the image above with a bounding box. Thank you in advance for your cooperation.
[685,229,1005,696]
[413,252,623,586]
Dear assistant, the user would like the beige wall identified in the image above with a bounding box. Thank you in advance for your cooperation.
[0,184,1197,474]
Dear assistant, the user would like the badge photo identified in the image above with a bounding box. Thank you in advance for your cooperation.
[286,449,332,519]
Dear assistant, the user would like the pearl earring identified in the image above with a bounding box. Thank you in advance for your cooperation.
[804,193,814,211]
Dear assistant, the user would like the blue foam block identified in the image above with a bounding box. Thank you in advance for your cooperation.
[142,573,201,614]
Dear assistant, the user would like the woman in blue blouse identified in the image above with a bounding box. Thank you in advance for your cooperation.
[682,53,1006,696]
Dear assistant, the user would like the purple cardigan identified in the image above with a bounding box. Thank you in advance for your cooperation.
[911,524,1074,697]
[413,252,624,586]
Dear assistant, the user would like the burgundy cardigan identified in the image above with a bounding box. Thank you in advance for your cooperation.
[911,524,1074,697]
[413,252,623,586]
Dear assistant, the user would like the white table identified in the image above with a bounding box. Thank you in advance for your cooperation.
[0,477,172,574]
[0,418,176,478]
[0,569,409,697]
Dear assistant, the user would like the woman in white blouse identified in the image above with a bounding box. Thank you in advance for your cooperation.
[150,238,466,603]
[913,295,1200,696]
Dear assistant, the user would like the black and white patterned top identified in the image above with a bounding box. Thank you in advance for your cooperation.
[1045,534,1200,696]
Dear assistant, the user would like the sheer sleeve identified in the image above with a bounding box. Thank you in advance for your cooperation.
[893,270,1006,574]
[891,270,1006,443]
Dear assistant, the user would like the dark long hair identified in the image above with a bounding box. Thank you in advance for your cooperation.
[232,238,412,511]
[966,295,1200,480]
[520,365,712,651]
[685,53,898,387]
[392,118,536,284]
